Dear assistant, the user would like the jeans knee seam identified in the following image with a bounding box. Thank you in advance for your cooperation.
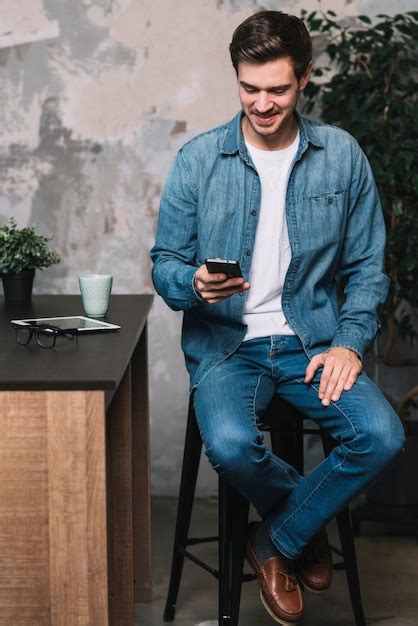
[253,373,293,478]
[269,455,293,476]
[252,372,265,428]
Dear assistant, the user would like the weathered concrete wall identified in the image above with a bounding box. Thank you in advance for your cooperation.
[0,0,416,495]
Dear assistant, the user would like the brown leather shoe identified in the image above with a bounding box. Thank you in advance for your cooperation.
[295,528,333,593]
[246,527,303,625]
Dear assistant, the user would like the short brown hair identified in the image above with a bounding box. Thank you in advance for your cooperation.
[229,10,312,79]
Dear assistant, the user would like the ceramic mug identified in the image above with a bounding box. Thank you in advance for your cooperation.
[78,274,113,317]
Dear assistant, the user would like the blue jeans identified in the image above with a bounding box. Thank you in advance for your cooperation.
[193,335,405,560]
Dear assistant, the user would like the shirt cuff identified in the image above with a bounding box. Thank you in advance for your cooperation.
[329,336,365,362]
[191,269,205,303]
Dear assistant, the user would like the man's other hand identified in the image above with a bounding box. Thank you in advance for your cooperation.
[194,264,250,304]
[304,347,362,406]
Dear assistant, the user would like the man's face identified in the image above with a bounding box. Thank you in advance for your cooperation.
[237,56,312,143]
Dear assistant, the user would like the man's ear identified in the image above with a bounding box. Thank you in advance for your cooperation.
[298,60,313,91]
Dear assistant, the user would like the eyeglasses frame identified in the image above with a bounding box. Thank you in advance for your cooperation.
[13,323,79,349]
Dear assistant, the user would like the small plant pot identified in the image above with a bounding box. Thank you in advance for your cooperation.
[1,268,35,304]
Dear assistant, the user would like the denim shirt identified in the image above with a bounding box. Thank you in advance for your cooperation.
[150,110,389,390]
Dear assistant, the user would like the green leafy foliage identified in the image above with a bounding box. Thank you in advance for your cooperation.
[302,8,418,341]
[0,218,60,275]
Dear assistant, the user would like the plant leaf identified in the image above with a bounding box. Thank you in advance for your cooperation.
[358,15,372,24]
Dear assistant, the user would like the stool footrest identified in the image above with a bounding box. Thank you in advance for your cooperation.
[329,544,343,558]
[182,548,219,579]
[181,547,257,584]
[333,562,346,571]
[187,535,219,545]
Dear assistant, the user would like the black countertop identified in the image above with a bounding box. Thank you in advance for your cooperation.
[0,294,153,391]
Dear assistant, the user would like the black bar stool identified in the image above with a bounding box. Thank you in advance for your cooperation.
[163,394,366,626]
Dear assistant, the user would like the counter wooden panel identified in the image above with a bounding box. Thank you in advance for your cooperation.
[0,294,153,625]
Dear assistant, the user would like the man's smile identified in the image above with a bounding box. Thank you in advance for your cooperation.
[252,111,280,124]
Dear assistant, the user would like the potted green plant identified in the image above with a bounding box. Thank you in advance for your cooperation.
[0,218,60,303]
[300,5,418,529]
[301,4,418,414]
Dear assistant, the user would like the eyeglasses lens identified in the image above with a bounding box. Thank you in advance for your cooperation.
[15,327,32,345]
[37,331,56,348]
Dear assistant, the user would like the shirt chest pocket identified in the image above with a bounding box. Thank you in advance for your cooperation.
[298,190,348,249]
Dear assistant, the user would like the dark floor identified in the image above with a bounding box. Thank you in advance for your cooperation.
[136,497,418,626]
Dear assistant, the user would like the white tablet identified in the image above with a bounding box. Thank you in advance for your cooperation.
[11,316,121,332]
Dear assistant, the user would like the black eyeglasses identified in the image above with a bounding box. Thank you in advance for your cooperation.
[13,324,79,349]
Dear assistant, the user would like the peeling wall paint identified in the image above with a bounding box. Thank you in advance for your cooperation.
[0,0,59,49]
[0,0,416,495]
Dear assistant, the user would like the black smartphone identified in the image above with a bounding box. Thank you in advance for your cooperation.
[205,258,243,278]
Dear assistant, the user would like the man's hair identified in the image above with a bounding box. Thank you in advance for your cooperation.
[229,10,312,79]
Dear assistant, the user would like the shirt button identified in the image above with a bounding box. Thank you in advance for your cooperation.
[250,210,256,216]
[245,250,251,256]
[328,196,334,204]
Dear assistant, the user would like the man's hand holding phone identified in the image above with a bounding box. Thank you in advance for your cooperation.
[194,259,250,304]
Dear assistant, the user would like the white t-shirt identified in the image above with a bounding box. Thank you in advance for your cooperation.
[243,131,299,341]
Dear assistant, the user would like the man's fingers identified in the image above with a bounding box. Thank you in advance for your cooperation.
[328,364,352,402]
[206,272,228,282]
[304,348,362,407]
[317,361,334,399]
[202,282,250,303]
[196,276,246,292]
[304,354,324,382]
[196,263,244,285]
[205,279,247,292]
[321,362,345,398]
[318,361,345,405]
[207,276,245,288]
[200,283,249,298]
[344,369,360,391]
[195,264,251,305]
[195,265,228,284]
[320,363,361,406]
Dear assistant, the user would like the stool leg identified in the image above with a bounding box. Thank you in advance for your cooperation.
[336,507,367,626]
[218,477,250,626]
[321,430,366,626]
[270,417,304,474]
[164,401,202,622]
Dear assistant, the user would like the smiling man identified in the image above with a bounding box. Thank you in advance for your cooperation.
[239,60,304,148]
[151,10,405,625]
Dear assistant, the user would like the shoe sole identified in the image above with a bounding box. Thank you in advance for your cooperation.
[260,590,300,626]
